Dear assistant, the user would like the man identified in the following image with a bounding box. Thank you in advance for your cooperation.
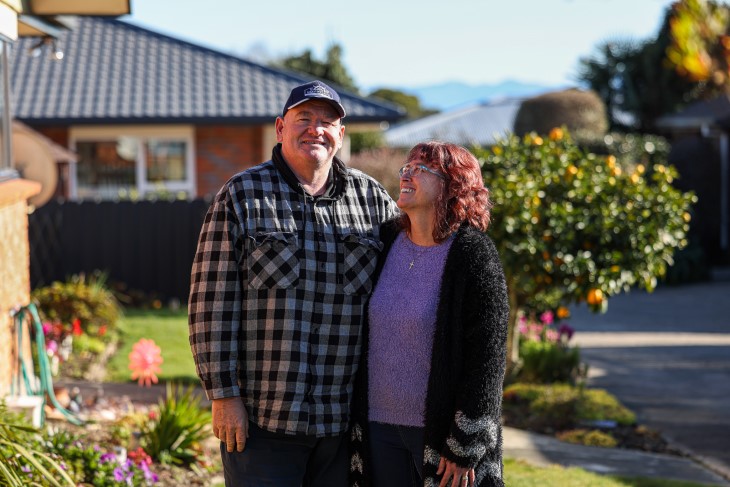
[188,80,398,486]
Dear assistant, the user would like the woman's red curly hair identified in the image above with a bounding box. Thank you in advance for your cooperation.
[400,141,492,243]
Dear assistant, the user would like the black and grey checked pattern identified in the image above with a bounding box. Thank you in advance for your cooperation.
[189,157,398,437]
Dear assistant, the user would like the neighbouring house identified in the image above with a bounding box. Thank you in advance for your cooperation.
[384,98,521,148]
[656,96,730,265]
[10,16,405,201]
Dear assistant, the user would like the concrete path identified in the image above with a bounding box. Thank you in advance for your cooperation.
[568,280,730,483]
[503,426,729,485]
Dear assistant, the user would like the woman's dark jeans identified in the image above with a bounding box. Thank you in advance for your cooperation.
[368,422,425,487]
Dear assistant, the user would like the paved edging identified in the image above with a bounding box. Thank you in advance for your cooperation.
[661,433,730,484]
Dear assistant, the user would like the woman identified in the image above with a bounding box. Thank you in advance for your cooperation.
[350,141,509,487]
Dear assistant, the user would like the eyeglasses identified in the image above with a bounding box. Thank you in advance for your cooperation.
[398,164,447,180]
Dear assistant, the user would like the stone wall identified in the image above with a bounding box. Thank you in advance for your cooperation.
[0,179,40,397]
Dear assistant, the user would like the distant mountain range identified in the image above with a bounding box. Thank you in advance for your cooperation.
[393,80,568,111]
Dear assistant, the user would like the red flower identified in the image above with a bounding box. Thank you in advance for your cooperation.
[99,324,107,336]
[72,318,83,336]
[128,447,153,466]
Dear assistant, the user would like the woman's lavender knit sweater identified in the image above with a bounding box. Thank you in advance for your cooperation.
[367,231,454,427]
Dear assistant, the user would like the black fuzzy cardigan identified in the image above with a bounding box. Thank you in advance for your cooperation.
[349,222,509,487]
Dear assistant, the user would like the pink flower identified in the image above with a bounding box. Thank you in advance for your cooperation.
[129,338,163,387]
[539,310,554,325]
[46,340,58,354]
[517,322,528,336]
[545,329,560,343]
[528,323,544,336]
[42,322,53,335]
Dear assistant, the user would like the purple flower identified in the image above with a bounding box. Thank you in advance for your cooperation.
[113,467,125,482]
[559,323,575,340]
[100,452,116,463]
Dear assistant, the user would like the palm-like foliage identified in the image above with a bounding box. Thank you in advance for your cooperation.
[0,401,75,487]
[141,383,211,465]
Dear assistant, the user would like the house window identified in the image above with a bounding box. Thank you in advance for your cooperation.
[70,126,195,200]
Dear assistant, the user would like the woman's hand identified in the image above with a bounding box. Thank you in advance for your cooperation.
[437,457,475,487]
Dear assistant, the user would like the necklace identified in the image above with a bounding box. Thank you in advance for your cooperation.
[406,237,432,270]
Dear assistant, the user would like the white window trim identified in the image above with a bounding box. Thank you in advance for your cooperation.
[69,125,196,200]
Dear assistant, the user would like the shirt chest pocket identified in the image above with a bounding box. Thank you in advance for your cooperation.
[247,232,300,289]
[340,234,383,295]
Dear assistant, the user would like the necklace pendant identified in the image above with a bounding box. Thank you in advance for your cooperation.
[408,260,414,270]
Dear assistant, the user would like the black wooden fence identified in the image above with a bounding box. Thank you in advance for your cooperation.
[28,199,211,303]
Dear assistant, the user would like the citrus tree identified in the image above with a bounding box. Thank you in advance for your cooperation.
[474,129,696,364]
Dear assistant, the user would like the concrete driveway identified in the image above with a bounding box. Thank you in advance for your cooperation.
[568,280,730,479]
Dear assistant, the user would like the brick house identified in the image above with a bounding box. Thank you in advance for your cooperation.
[11,16,405,201]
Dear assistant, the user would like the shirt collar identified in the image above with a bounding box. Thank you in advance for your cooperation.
[272,144,346,200]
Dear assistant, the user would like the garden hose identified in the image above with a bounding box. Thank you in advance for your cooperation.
[11,303,84,426]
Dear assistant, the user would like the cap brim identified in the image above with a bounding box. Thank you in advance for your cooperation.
[286,97,346,118]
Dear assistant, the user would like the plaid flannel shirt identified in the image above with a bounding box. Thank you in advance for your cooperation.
[189,146,399,436]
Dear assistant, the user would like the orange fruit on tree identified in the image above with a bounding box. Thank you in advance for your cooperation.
[586,288,604,306]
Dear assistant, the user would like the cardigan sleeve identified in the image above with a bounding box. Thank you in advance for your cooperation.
[440,232,509,475]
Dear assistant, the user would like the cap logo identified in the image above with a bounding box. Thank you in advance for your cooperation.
[304,85,333,99]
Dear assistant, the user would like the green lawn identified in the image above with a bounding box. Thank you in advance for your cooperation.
[504,459,719,487]
[105,308,198,383]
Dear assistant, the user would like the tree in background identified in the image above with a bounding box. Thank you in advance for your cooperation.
[276,43,359,93]
[666,0,730,91]
[475,129,695,365]
[578,6,707,133]
[369,88,439,119]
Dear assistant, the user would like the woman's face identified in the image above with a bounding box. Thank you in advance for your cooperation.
[396,159,447,213]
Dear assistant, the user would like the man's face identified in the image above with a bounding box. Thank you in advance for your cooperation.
[275,100,345,168]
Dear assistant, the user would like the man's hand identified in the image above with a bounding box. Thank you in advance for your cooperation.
[212,397,249,452]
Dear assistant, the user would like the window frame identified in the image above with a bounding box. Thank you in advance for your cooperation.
[69,125,196,200]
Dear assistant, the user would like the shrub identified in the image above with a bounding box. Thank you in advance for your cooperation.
[141,383,211,465]
[556,429,618,448]
[32,272,122,376]
[32,272,121,336]
[510,309,585,384]
[349,131,385,154]
[347,147,406,199]
[502,383,636,433]
[513,89,608,142]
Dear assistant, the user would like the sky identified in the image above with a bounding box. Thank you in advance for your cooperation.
[125,0,672,91]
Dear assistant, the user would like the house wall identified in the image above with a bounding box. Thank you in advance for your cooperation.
[195,124,264,198]
[0,179,40,397]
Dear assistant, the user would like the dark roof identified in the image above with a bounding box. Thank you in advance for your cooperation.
[656,96,730,132]
[10,17,404,124]
[384,98,521,148]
